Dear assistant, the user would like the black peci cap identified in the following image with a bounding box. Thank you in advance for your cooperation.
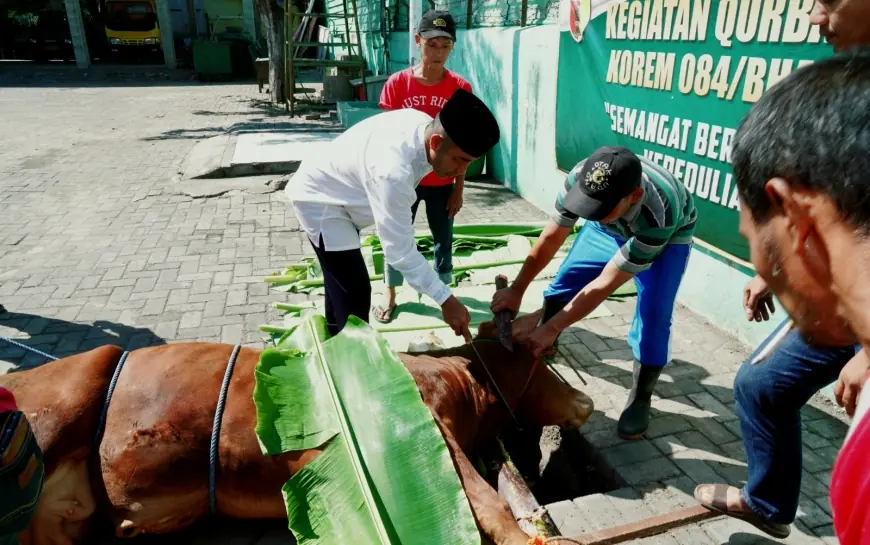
[562,146,643,221]
[437,88,500,158]
[418,10,457,41]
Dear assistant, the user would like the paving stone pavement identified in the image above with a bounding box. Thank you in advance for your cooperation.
[0,77,849,544]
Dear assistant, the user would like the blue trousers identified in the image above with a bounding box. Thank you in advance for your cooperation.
[543,221,691,367]
[735,320,858,524]
[386,185,454,288]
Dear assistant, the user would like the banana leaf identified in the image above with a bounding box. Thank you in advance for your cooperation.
[253,315,481,545]
[364,234,512,257]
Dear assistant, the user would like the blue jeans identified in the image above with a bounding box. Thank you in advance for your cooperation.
[385,185,454,288]
[543,221,691,367]
[735,320,859,524]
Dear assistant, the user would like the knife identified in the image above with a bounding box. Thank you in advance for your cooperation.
[494,275,514,352]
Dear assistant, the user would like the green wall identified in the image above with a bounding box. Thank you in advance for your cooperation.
[374,23,779,351]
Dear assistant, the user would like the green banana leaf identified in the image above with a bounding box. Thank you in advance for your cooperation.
[364,233,512,257]
[253,315,481,545]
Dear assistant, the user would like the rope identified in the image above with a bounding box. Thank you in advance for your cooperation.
[209,344,242,515]
[0,336,59,362]
[94,351,130,447]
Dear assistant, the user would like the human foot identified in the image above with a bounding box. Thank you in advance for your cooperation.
[694,484,791,539]
[372,290,397,324]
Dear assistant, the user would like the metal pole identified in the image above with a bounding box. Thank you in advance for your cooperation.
[409,0,420,67]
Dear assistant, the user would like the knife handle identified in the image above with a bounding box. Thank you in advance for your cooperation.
[494,275,513,338]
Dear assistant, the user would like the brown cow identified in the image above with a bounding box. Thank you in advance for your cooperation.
[0,313,593,545]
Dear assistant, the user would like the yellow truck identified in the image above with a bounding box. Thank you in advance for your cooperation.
[104,0,162,59]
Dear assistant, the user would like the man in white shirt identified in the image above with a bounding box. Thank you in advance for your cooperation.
[285,89,500,338]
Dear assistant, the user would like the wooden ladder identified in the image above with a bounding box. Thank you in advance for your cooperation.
[284,0,368,117]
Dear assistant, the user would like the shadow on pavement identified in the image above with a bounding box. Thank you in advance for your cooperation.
[0,310,165,370]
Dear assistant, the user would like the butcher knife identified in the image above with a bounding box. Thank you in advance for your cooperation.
[494,275,514,352]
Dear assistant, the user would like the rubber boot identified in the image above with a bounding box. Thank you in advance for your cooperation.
[539,299,569,350]
[0,304,5,314]
[617,360,663,439]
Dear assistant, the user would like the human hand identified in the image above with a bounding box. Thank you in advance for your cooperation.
[491,286,523,319]
[527,322,561,359]
[834,349,870,418]
[744,275,775,322]
[447,186,463,218]
[441,296,472,343]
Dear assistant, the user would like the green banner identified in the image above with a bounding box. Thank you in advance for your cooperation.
[555,0,830,261]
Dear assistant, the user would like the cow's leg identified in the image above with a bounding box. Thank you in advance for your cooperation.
[437,418,531,545]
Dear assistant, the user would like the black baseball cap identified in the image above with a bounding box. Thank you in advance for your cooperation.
[562,146,643,221]
[437,88,500,158]
[418,10,457,41]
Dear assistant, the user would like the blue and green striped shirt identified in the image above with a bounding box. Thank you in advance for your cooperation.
[554,155,697,275]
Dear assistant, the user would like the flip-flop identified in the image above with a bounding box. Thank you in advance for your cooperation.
[372,303,397,324]
[694,484,791,539]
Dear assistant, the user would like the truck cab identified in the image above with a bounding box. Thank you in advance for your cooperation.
[105,0,161,59]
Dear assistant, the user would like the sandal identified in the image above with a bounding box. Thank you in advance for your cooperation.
[694,483,791,539]
[372,303,397,324]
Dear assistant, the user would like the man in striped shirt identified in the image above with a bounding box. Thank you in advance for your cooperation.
[491,146,696,438]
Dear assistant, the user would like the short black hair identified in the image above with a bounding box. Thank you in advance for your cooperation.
[732,48,870,230]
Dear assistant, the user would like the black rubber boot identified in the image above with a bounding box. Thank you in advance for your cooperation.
[0,304,5,314]
[539,299,568,350]
[617,360,663,440]
[540,298,568,325]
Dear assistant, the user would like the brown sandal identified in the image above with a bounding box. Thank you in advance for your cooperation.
[694,483,791,539]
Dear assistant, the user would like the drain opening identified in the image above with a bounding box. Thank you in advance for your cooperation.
[483,425,625,505]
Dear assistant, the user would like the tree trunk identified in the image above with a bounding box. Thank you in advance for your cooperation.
[253,0,286,104]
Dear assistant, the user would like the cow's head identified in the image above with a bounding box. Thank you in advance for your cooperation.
[475,311,594,430]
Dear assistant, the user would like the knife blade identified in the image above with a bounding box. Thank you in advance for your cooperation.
[494,275,514,352]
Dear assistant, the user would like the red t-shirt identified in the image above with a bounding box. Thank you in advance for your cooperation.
[0,386,16,413]
[831,374,870,544]
[379,68,472,187]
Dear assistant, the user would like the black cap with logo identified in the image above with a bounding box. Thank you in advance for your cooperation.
[437,88,500,158]
[562,146,643,221]
[418,10,457,41]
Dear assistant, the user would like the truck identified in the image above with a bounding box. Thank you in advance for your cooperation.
[104,0,162,60]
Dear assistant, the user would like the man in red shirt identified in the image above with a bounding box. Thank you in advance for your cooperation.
[372,10,473,323]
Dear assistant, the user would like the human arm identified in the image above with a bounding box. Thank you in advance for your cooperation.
[527,261,635,357]
[834,349,870,418]
[526,225,674,357]
[447,175,464,218]
[744,275,776,322]
[363,164,471,340]
[491,221,573,317]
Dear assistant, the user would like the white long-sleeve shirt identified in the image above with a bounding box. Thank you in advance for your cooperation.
[285,108,453,306]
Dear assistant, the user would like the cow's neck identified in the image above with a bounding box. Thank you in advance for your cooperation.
[410,342,536,452]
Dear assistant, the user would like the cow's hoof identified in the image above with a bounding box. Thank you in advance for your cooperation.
[118,520,140,538]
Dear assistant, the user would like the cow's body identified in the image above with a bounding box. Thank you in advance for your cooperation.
[0,314,593,545]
